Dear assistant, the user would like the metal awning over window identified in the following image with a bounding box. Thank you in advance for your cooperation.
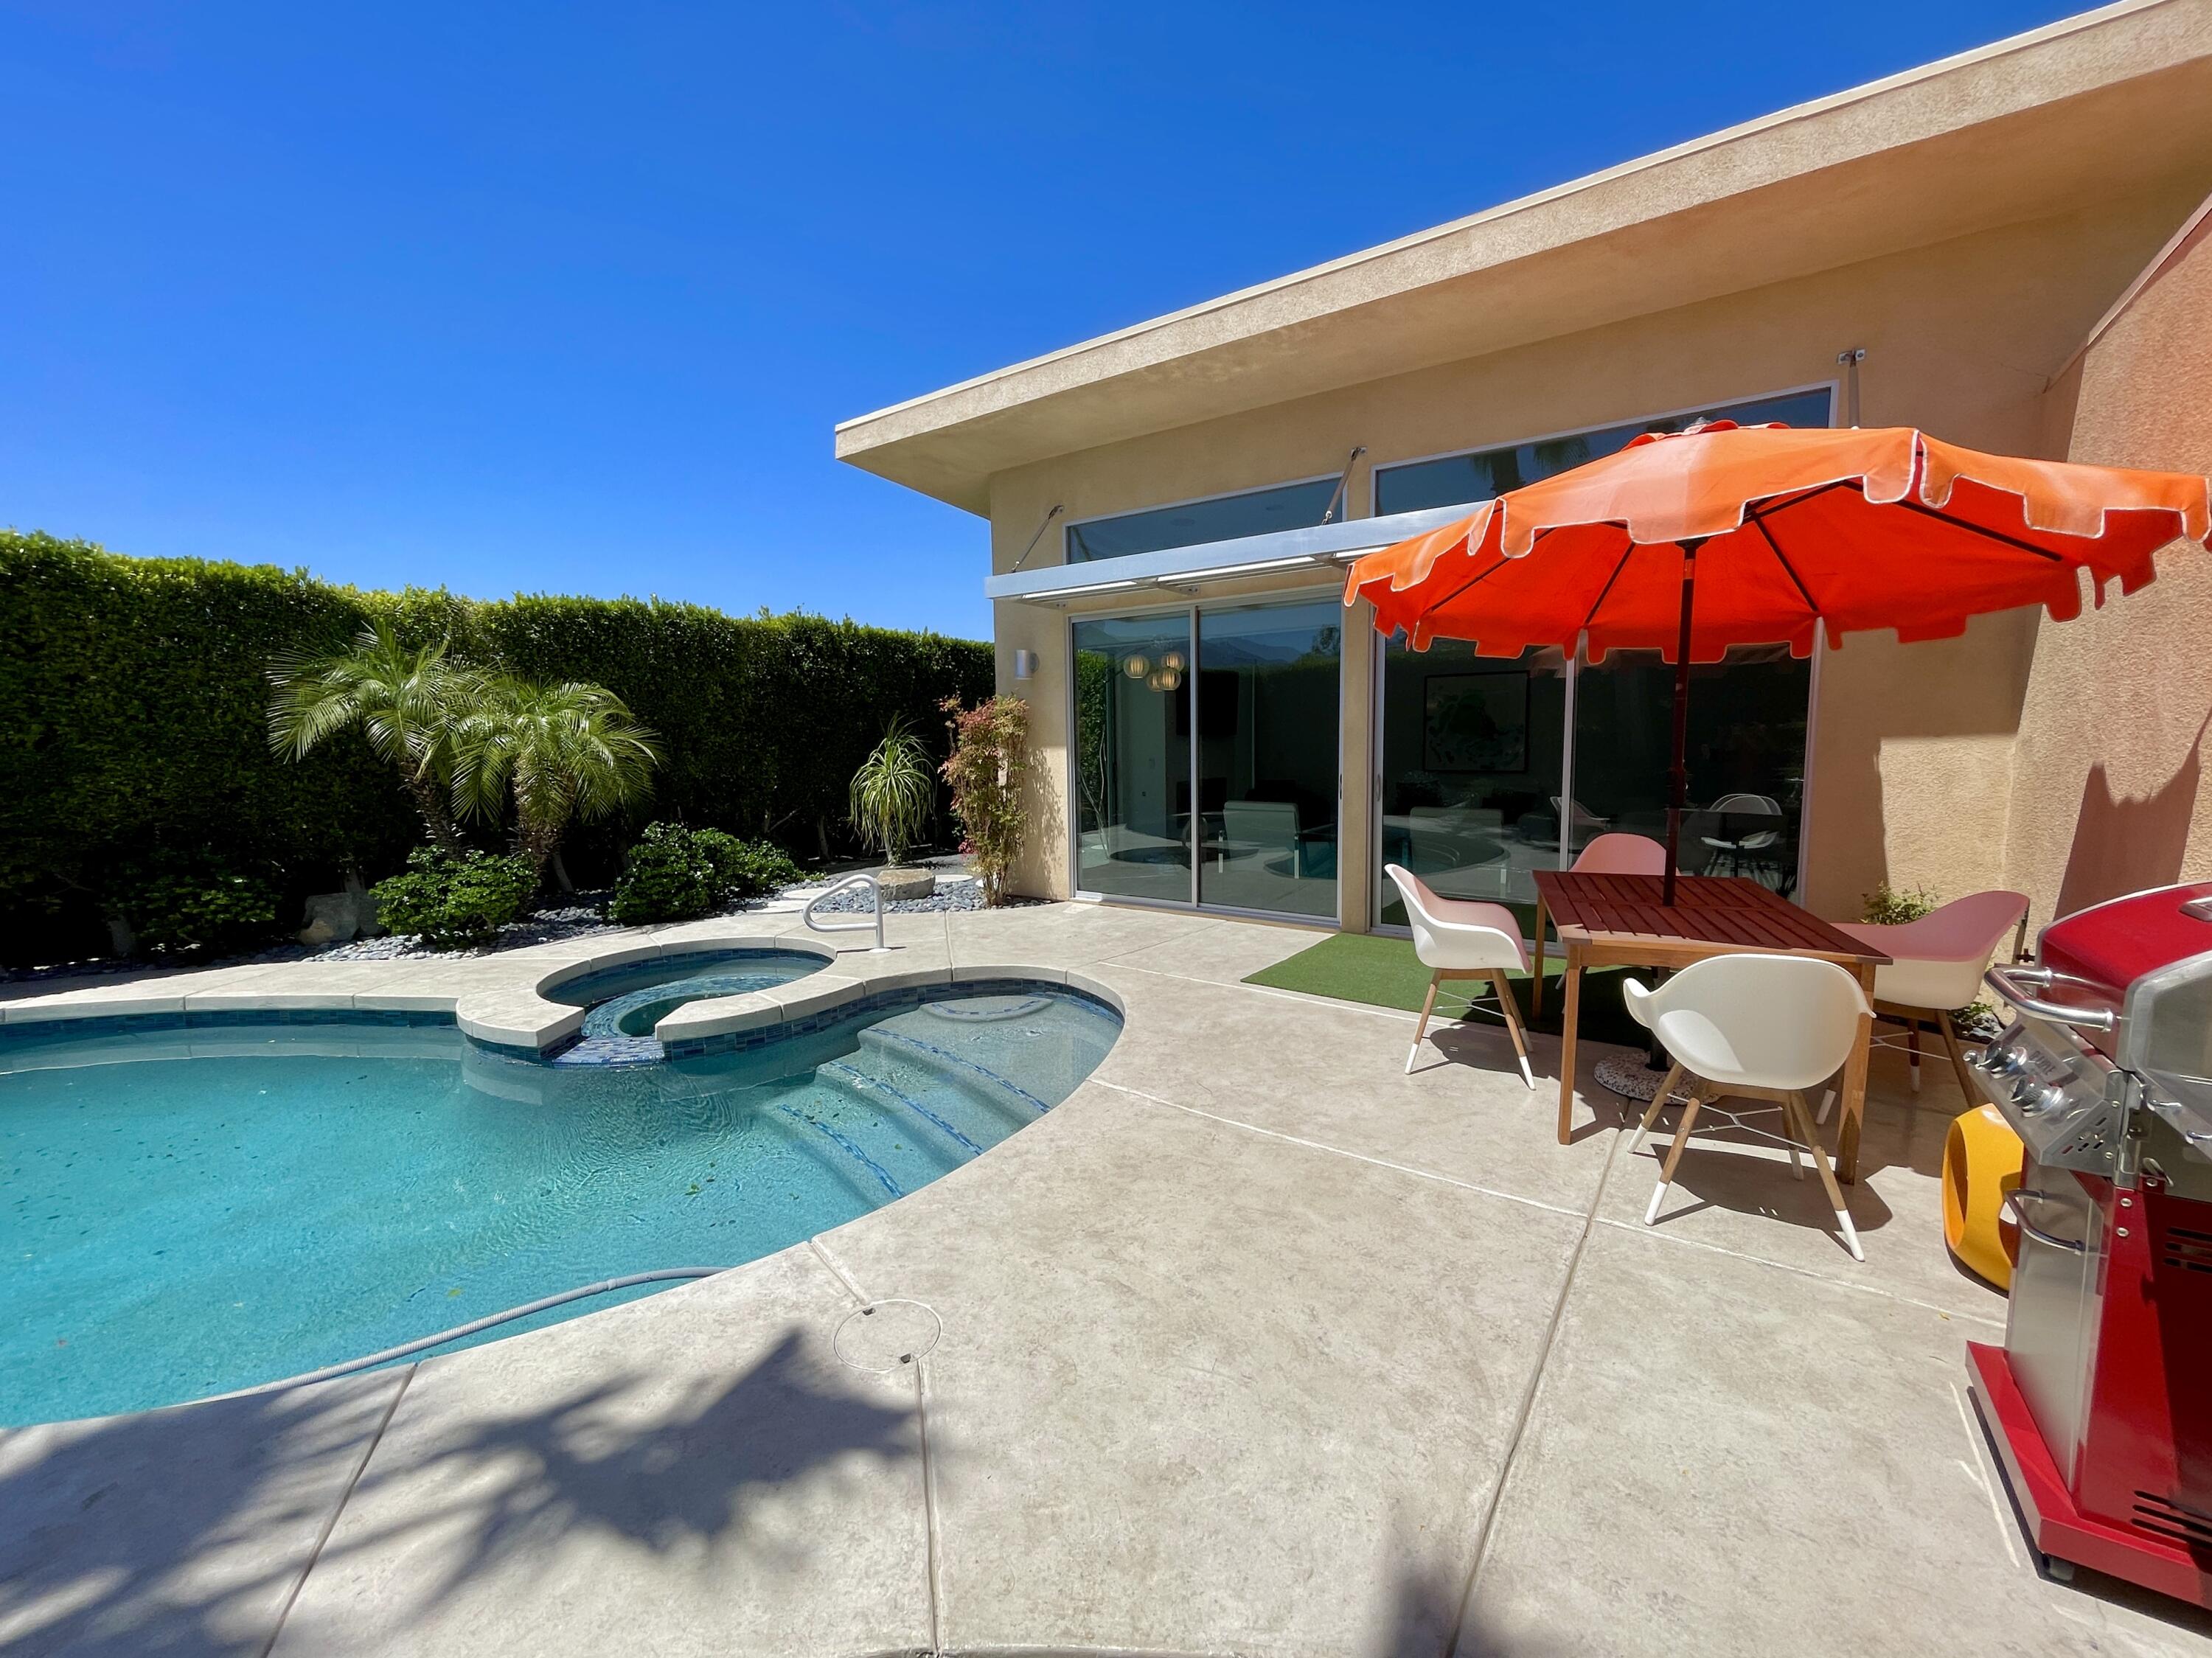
[985,505,1473,607]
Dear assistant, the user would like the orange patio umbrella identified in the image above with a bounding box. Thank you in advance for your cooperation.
[1343,421,2211,902]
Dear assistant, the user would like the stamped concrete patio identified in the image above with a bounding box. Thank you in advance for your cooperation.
[5,899,2212,1657]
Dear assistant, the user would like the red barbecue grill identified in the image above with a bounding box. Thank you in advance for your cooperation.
[1969,879,2212,1603]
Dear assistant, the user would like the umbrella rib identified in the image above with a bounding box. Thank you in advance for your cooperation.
[1576,534,1640,639]
[1411,524,1555,619]
[1882,496,2072,562]
[1742,479,1854,523]
[1749,515,1823,616]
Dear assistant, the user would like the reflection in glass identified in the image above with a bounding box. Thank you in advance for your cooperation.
[1195,602,1341,919]
[1072,615,1193,902]
[1374,388,1834,515]
[1571,646,1812,895]
[1067,477,1339,562]
[1377,638,1566,931]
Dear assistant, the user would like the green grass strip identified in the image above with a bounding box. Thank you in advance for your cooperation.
[1242,930,1644,1046]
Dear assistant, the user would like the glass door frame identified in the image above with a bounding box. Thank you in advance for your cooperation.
[1065,585,1347,924]
[1368,630,1827,938]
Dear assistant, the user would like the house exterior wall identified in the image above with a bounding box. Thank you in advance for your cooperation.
[987,184,2205,922]
[2004,206,2212,931]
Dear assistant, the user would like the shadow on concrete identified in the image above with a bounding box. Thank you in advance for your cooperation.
[2054,712,2208,919]
[1620,1096,1902,1242]
[0,1328,914,1656]
[0,1373,398,1658]
[1360,1556,1571,1657]
[330,1329,914,1607]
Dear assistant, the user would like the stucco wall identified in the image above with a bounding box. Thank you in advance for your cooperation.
[988,183,2206,917]
[2003,205,2212,932]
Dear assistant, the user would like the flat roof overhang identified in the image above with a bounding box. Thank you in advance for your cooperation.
[838,0,2212,515]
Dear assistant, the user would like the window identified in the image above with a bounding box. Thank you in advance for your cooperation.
[1373,387,1834,517]
[1065,476,1341,563]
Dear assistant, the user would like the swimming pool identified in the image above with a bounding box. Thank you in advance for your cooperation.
[544,947,827,1039]
[0,986,1118,1425]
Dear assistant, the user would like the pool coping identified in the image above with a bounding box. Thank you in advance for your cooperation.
[0,930,1127,1067]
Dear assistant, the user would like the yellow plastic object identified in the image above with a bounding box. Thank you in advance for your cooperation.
[1943,1103,2025,1291]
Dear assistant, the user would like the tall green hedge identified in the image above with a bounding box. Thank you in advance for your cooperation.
[0,531,992,964]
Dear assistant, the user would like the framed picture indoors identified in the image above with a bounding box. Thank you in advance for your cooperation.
[1423,671,1530,773]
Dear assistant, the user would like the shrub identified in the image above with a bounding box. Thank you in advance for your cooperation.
[1861,880,1940,927]
[941,694,1031,905]
[371,848,536,950]
[706,832,804,899]
[122,866,282,958]
[608,823,807,925]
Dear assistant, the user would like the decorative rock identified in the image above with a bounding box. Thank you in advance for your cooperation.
[876,865,936,902]
[298,891,361,946]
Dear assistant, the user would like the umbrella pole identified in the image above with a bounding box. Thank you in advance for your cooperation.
[1662,540,1701,908]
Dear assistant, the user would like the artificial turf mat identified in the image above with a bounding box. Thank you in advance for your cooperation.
[1242,930,1644,1046]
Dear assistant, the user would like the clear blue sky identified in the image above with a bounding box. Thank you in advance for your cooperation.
[2,1,2083,640]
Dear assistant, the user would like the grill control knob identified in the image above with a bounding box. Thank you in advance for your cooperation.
[2035,1084,2068,1115]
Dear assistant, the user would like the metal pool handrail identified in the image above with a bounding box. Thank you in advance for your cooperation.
[238,1268,724,1394]
[804,871,888,951]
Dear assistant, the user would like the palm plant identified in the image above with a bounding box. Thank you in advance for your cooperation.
[848,719,935,868]
[450,676,661,891]
[267,622,476,848]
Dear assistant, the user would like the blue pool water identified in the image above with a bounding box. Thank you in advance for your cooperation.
[0,989,1117,1425]
[544,947,827,1038]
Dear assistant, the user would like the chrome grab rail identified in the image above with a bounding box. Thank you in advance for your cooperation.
[239,1268,723,1395]
[2002,1188,2087,1255]
[804,871,888,952]
[1985,964,2118,1034]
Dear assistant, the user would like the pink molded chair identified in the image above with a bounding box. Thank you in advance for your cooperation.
[1833,890,2029,1097]
[1571,833,1668,876]
[1531,833,1670,1018]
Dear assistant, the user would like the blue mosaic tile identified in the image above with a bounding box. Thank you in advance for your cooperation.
[0,1005,456,1050]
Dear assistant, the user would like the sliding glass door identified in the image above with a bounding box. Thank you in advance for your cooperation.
[1377,639,1567,932]
[1196,602,1340,919]
[1072,613,1194,904]
[1570,646,1812,896]
[1071,597,1340,919]
[1374,640,1813,930]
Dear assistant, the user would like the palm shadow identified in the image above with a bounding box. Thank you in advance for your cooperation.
[0,1326,914,1656]
[332,1329,915,1605]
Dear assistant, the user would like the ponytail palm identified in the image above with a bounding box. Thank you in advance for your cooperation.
[848,719,935,866]
[451,677,661,888]
[268,622,474,848]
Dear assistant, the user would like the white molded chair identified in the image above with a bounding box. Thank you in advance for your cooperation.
[1624,952,1872,1261]
[1385,863,1534,1088]
[1699,792,1785,877]
[1571,832,1668,876]
[1834,890,2028,1096]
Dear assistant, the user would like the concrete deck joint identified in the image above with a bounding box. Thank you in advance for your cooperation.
[257,1362,417,1658]
[1450,1110,1625,1649]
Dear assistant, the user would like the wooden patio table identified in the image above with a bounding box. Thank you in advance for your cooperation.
[1529,870,1890,1182]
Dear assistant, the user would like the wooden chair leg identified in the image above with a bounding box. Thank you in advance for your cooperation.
[1531,896,1549,1020]
[1645,1091,1704,1225]
[1936,1011,1976,1101]
[1775,1090,1806,1180]
[1630,1062,1685,1152]
[1407,972,1440,1074]
[1787,1093,1863,1261]
[1491,970,1535,1089]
